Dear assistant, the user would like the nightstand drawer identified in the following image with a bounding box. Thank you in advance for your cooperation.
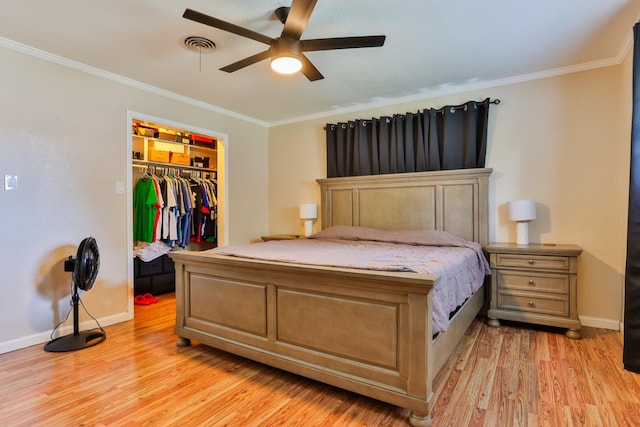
[496,270,568,294]
[494,253,570,271]
[497,292,569,316]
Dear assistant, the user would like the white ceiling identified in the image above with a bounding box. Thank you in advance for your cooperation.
[1,0,639,126]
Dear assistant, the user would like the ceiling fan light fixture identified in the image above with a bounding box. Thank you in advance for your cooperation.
[271,55,302,74]
[183,3,386,82]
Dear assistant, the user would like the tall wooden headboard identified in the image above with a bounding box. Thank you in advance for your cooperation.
[317,168,491,246]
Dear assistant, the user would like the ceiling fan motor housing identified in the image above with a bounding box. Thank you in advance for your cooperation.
[270,38,302,60]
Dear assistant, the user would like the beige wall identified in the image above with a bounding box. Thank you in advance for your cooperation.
[269,61,632,329]
[0,37,631,352]
[0,45,268,352]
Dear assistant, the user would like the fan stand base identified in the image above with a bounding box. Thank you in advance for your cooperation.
[44,331,106,352]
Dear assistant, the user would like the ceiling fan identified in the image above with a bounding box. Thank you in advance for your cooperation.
[183,0,386,81]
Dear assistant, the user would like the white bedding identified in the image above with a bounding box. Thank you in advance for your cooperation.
[206,226,490,334]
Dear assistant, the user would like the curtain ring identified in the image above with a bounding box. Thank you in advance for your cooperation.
[463,105,468,111]
[450,107,455,113]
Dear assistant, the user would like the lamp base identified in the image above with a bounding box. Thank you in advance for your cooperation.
[516,221,529,245]
[304,220,313,237]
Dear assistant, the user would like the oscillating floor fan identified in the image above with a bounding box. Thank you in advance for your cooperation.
[44,237,106,352]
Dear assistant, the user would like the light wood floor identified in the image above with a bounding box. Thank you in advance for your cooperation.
[1,293,639,426]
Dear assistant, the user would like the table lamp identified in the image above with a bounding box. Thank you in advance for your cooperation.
[299,203,317,237]
[508,199,536,245]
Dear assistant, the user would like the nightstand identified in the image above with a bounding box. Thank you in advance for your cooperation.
[261,234,302,242]
[485,243,583,339]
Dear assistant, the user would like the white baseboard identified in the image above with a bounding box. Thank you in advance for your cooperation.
[0,312,132,355]
[579,315,621,331]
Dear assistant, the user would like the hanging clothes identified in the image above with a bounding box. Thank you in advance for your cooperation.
[133,169,216,248]
[133,176,160,243]
[189,177,217,244]
[151,175,164,243]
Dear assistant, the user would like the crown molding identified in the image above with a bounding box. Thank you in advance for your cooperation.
[269,54,625,127]
[0,36,268,128]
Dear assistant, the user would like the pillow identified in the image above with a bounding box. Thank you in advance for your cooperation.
[311,226,490,275]
[311,226,473,248]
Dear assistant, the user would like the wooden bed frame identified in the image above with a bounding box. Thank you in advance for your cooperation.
[170,168,491,426]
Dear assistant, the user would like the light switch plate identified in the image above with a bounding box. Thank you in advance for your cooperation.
[4,175,17,191]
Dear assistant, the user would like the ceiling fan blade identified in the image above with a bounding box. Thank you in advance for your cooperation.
[302,35,386,52]
[220,50,271,73]
[300,55,324,81]
[281,0,317,40]
[183,9,273,45]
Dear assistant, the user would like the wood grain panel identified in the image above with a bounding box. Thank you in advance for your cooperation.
[442,184,474,241]
[327,188,353,226]
[495,253,571,271]
[497,292,569,316]
[189,273,267,337]
[497,270,569,294]
[358,186,436,230]
[276,289,399,368]
[317,168,491,245]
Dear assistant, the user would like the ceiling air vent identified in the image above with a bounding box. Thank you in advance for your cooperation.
[182,36,216,71]
[183,36,216,53]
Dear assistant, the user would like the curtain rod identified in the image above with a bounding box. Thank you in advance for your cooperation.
[323,98,500,130]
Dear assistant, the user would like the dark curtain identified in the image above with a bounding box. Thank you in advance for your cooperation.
[624,22,640,374]
[325,98,492,178]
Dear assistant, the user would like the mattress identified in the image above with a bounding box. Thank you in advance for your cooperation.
[205,226,490,334]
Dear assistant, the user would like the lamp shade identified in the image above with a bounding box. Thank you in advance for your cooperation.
[508,200,536,222]
[299,203,317,220]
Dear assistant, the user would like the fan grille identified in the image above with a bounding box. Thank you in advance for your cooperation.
[183,36,216,53]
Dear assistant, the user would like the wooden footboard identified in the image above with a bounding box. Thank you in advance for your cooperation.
[171,251,439,425]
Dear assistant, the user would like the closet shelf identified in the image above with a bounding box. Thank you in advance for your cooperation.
[133,130,217,172]
[132,133,217,153]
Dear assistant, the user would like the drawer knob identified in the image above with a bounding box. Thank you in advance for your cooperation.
[528,300,535,307]
[528,259,535,265]
[528,279,535,286]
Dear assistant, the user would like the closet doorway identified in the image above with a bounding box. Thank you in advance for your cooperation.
[126,111,227,316]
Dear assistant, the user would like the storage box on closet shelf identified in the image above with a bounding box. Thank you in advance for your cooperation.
[170,153,191,166]
[148,149,170,163]
[135,125,157,138]
[156,128,190,144]
[193,156,210,168]
[190,134,216,148]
